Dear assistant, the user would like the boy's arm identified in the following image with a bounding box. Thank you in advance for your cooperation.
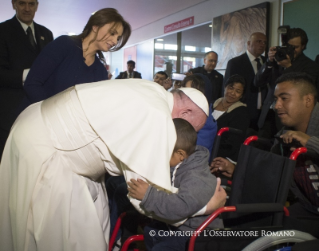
[128,174,223,222]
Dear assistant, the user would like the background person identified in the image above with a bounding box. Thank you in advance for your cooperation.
[211,74,250,162]
[22,8,131,109]
[224,32,267,132]
[188,51,223,103]
[115,60,142,79]
[153,71,172,90]
[0,0,53,159]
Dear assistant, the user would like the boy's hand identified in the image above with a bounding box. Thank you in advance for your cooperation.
[205,177,227,215]
[127,179,149,200]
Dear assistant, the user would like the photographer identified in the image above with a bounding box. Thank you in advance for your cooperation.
[255,28,319,138]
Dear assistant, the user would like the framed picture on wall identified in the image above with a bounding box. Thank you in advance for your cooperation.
[212,2,270,70]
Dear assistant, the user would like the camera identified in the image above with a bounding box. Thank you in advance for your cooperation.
[275,25,295,62]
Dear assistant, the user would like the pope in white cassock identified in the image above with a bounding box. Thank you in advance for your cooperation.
[0,79,209,251]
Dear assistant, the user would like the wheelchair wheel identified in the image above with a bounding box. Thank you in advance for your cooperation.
[242,230,316,251]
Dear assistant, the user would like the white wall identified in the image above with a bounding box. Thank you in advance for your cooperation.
[110,0,282,79]
[126,0,281,48]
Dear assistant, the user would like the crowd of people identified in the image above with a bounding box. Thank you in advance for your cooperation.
[1,0,319,250]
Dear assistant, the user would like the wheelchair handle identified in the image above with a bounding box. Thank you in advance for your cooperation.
[290,147,307,160]
[211,128,244,160]
[217,127,243,136]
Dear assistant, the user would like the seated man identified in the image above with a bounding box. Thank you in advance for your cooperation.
[211,72,319,218]
[128,118,226,251]
[115,60,142,79]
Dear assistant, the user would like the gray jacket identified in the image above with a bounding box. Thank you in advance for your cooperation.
[140,145,223,231]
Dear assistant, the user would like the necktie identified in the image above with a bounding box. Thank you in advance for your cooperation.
[27,26,36,50]
[255,58,262,109]
[255,58,261,71]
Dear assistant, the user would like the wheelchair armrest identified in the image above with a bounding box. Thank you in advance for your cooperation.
[121,235,144,251]
[235,203,289,216]
[188,204,289,251]
[109,212,127,251]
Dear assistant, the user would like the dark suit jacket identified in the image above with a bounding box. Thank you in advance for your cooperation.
[224,52,267,126]
[0,16,53,143]
[115,71,142,79]
[190,66,223,103]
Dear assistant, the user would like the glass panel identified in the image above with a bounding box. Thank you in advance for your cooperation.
[180,23,212,73]
[154,34,178,78]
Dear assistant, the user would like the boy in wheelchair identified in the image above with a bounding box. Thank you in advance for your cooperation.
[128,118,226,250]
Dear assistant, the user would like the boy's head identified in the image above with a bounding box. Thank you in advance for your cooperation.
[170,118,197,167]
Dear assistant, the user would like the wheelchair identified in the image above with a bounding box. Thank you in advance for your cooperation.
[110,128,318,251]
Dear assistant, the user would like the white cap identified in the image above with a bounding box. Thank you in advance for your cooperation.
[179,87,209,116]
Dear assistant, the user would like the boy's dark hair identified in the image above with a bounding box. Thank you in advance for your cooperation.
[173,118,197,156]
[276,72,317,100]
[181,75,205,94]
[127,60,135,67]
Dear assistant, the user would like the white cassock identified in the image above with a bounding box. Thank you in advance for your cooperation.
[0,79,177,251]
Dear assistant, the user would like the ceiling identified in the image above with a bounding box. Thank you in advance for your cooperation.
[1,0,207,37]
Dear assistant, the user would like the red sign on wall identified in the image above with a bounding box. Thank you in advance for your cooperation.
[164,16,194,33]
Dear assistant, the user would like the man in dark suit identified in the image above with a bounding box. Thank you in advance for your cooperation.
[224,32,267,132]
[115,60,142,79]
[0,0,53,158]
[188,51,223,103]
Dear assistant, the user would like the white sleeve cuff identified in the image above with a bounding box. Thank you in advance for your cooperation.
[22,69,30,85]
[226,157,237,165]
[170,205,207,227]
[193,205,207,216]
